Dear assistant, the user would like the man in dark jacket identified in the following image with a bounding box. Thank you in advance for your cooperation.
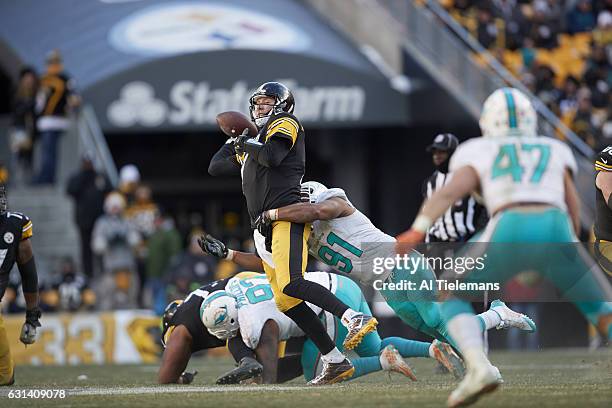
[66,155,112,277]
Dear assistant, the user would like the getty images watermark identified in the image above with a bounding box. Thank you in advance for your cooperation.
[370,252,501,292]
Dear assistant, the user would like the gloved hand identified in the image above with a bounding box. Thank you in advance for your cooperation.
[197,234,229,259]
[177,370,198,384]
[234,129,250,155]
[20,307,41,345]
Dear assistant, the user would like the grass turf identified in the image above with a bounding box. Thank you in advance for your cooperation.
[0,349,610,407]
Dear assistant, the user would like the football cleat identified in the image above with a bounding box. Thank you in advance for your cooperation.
[447,363,499,407]
[308,358,354,386]
[431,340,465,380]
[379,345,417,381]
[343,314,378,350]
[215,357,263,385]
[490,300,537,333]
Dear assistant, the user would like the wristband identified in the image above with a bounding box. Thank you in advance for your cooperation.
[267,209,279,222]
[226,249,235,261]
[411,215,433,233]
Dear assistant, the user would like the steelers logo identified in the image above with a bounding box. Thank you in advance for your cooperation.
[4,232,14,244]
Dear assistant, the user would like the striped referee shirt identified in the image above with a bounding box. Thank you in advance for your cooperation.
[423,170,488,242]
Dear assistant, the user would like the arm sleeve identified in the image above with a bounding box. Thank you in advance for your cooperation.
[209,141,241,176]
[18,257,38,293]
[243,137,292,168]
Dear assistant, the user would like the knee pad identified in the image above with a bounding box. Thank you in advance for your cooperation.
[275,292,303,313]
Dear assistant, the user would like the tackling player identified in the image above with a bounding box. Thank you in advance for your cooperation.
[0,186,42,385]
[201,181,534,360]
[209,82,376,384]
[203,272,462,384]
[158,273,263,384]
[396,87,612,407]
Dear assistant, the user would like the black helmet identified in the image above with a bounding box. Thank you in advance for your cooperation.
[161,299,183,347]
[0,185,7,214]
[249,82,295,128]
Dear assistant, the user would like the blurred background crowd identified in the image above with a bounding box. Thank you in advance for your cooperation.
[443,0,611,148]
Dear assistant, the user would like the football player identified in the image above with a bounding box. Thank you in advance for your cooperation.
[209,82,376,385]
[204,272,463,384]
[396,87,612,407]
[200,181,534,364]
[594,145,612,276]
[0,185,42,385]
[158,273,263,384]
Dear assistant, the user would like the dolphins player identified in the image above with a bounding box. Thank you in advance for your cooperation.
[202,271,461,384]
[396,87,612,407]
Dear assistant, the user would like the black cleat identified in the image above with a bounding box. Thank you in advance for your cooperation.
[216,357,263,385]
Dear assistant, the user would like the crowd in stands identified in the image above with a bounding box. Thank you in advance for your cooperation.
[443,0,611,150]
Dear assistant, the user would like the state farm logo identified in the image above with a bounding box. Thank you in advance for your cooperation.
[107,82,167,127]
[107,80,365,128]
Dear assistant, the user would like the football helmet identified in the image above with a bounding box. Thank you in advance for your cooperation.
[200,290,239,340]
[249,82,295,128]
[479,87,537,139]
[300,181,328,204]
[161,299,183,347]
[0,185,7,214]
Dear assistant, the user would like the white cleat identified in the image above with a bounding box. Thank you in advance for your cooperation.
[447,364,500,407]
[380,345,417,381]
[491,299,537,333]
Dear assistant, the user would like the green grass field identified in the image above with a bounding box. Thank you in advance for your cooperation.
[1,349,611,408]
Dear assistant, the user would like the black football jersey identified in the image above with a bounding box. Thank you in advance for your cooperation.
[241,111,305,226]
[595,146,612,241]
[0,211,33,299]
[166,278,230,352]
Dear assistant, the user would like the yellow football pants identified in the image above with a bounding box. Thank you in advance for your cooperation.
[264,221,311,312]
[0,313,14,384]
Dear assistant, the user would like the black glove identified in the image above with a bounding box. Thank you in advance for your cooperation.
[20,307,41,345]
[234,129,250,155]
[177,370,198,384]
[197,234,229,259]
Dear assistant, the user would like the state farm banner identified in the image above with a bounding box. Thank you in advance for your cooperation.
[3,311,161,365]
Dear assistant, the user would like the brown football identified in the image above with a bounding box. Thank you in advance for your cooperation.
[216,111,258,137]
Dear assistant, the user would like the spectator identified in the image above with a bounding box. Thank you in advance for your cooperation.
[125,184,159,305]
[529,5,560,49]
[571,90,599,147]
[520,37,538,69]
[477,7,499,49]
[44,257,96,312]
[166,229,217,304]
[91,192,141,310]
[145,210,182,314]
[557,75,581,116]
[9,67,38,186]
[118,164,140,205]
[593,10,612,46]
[66,154,112,277]
[34,49,80,184]
[567,0,597,34]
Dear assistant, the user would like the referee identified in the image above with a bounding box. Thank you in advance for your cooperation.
[207,82,375,385]
[422,133,487,243]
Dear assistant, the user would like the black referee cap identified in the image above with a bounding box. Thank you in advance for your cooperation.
[426,133,459,152]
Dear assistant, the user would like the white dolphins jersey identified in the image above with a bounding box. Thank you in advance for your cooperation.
[226,272,339,349]
[253,188,395,285]
[449,136,577,214]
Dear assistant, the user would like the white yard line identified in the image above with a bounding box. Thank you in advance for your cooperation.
[66,385,324,396]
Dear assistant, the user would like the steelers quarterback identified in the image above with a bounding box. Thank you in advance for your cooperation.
[0,185,42,385]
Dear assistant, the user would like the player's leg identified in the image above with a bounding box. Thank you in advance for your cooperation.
[270,221,354,384]
[0,314,15,385]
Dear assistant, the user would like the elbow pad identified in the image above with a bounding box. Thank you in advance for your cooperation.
[18,256,38,293]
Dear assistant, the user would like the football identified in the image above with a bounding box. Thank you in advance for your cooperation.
[216,111,258,137]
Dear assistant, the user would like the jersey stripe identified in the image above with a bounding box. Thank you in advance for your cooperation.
[595,161,612,172]
[503,88,518,129]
